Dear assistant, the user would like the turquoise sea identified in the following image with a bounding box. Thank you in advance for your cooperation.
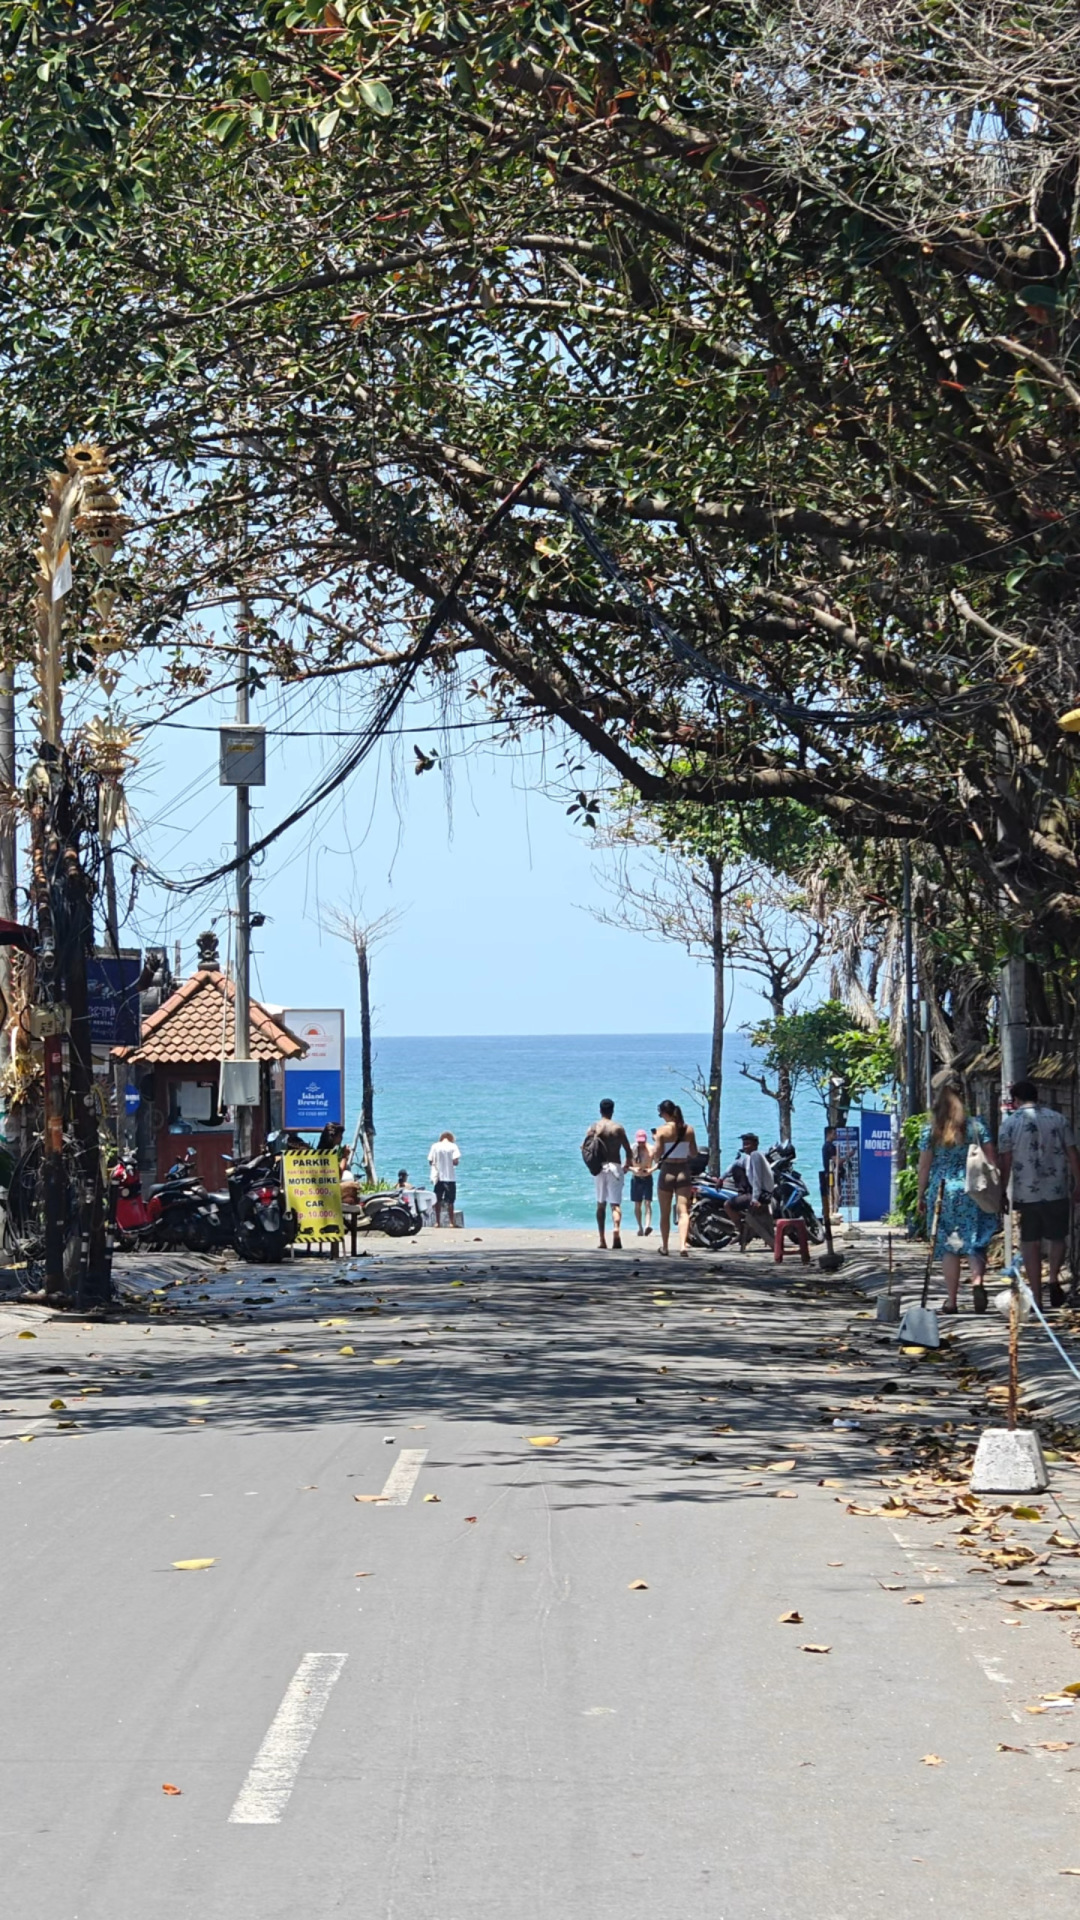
[342,1032,827,1228]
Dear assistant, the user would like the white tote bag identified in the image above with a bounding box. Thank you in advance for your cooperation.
[965,1134,1002,1214]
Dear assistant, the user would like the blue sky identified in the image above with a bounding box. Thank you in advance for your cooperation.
[83,668,778,1038]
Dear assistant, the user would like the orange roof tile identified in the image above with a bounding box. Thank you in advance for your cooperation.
[115,969,306,1066]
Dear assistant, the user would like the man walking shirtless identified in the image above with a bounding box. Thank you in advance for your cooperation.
[589,1098,633,1251]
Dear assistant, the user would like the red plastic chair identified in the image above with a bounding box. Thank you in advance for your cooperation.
[774,1218,811,1264]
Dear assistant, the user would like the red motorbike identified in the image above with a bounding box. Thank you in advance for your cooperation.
[109,1151,204,1251]
[109,1154,163,1248]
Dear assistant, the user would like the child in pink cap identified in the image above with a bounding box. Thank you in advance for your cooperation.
[630,1130,654,1236]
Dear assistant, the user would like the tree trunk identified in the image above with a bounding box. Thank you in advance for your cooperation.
[776,1059,794,1143]
[706,855,723,1176]
[358,938,377,1184]
[66,864,110,1307]
[767,988,794,1143]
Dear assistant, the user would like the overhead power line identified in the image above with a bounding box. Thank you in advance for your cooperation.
[126,462,543,896]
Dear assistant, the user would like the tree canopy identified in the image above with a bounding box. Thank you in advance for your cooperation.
[4,0,1080,933]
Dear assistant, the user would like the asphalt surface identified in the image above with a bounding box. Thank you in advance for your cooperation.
[4,1237,1080,1918]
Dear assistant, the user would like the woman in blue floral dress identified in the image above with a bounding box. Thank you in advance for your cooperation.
[916,1080,1000,1313]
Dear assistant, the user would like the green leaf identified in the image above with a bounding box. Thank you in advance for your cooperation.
[1017,285,1059,310]
[358,78,394,116]
[251,70,273,103]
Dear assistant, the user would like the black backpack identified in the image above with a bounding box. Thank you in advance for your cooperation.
[581,1127,608,1175]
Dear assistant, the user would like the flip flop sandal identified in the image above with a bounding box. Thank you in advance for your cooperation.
[972,1283,988,1314]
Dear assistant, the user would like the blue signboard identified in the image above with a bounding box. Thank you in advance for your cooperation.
[283,1010,344,1131]
[859,1110,894,1221]
[284,1070,341,1131]
[87,952,142,1049]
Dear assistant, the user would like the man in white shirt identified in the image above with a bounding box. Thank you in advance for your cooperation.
[428,1131,461,1227]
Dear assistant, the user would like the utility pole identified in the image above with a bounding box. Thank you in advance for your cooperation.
[0,664,16,1145]
[902,846,917,1121]
[234,647,253,1159]
[219,631,264,1155]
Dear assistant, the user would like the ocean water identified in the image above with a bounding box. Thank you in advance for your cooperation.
[342,1032,827,1229]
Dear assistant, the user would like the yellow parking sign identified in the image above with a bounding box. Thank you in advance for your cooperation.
[283,1149,345,1242]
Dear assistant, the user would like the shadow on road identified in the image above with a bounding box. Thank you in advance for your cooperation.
[0,1244,977,1502]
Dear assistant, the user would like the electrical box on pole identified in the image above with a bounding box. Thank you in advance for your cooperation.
[219,726,266,787]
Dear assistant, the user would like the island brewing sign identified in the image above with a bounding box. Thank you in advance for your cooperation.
[283,1009,344,1130]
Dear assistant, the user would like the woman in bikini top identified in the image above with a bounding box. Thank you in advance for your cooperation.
[652,1099,699,1256]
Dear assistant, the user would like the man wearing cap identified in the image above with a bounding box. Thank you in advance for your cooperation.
[629,1129,654,1236]
[723,1132,776,1248]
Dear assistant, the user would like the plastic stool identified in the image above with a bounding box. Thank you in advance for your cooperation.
[774,1217,810,1264]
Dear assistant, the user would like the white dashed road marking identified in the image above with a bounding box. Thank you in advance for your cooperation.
[378,1447,428,1505]
[228,1652,347,1825]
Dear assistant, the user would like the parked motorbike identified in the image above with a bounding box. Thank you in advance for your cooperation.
[110,1151,209,1252]
[687,1172,741,1250]
[355,1188,423,1238]
[687,1142,824,1251]
[187,1138,296,1263]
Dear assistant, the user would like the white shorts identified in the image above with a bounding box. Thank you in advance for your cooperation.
[594,1164,624,1205]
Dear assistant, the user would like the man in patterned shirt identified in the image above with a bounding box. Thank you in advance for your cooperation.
[998,1079,1080,1308]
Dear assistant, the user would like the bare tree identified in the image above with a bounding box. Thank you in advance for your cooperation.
[326,906,402,1184]
[589,836,751,1174]
[728,883,832,1140]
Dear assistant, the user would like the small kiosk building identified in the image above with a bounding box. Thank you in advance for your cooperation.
[114,936,305,1187]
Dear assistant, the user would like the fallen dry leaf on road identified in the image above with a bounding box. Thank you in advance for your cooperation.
[628,1580,649,1590]
[528,1436,560,1447]
[997,1744,1027,1753]
[172,1559,215,1572]
[1013,1597,1080,1613]
[765,1460,797,1474]
[318,1319,350,1328]
[354,1571,375,1578]
[464,1515,477,1523]
[1059,1869,1080,1876]
[354,1494,387,1504]
[339,1346,356,1356]
[1040,1741,1074,1751]
[373,1357,402,1367]
[161,1783,182,1795]
[921,1754,944,1766]
[827,1561,843,1568]
[1012,1506,1044,1521]
[16,1331,35,1339]
[879,1581,905,1591]
[778,1610,803,1624]
[774,1490,799,1499]
[905,1594,926,1605]
[800,1643,831,1654]
[17,1434,33,1443]
[818,1478,845,1490]
[1063,1683,1080,1696]
[48,1398,65,1410]
[423,1493,440,1503]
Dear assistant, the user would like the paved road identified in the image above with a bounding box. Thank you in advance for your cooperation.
[3,1242,1080,1918]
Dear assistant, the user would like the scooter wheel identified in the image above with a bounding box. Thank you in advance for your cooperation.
[182,1218,214,1254]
